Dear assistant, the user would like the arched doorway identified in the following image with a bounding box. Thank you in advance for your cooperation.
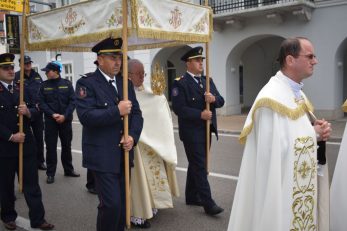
[335,37,347,115]
[226,35,284,114]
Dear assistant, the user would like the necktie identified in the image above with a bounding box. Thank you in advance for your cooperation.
[194,76,203,89]
[7,84,13,94]
[109,79,119,98]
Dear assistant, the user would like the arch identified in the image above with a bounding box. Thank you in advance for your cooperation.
[225,34,284,114]
[335,37,347,115]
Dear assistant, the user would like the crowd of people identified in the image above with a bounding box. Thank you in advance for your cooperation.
[0,36,346,231]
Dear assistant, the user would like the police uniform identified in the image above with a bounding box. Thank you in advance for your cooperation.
[14,55,45,170]
[38,62,78,183]
[172,47,225,215]
[80,72,97,195]
[0,53,54,230]
[75,37,143,231]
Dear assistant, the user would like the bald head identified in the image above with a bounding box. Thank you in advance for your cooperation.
[128,59,145,88]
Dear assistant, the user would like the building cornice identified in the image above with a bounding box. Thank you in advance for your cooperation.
[315,0,347,8]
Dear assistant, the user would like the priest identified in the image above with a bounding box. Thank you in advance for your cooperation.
[128,59,179,228]
[227,37,331,231]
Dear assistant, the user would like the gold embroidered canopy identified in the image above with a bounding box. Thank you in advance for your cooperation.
[26,0,212,51]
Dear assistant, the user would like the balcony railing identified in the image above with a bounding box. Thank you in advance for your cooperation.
[201,0,315,14]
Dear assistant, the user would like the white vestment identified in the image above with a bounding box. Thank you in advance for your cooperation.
[131,87,179,220]
[228,71,319,231]
[330,100,347,231]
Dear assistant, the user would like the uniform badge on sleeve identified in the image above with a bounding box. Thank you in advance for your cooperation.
[172,87,179,97]
[78,86,87,98]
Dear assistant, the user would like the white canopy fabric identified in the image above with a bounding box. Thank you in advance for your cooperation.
[26,0,212,51]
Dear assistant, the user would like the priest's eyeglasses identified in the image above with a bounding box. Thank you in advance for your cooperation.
[298,54,316,60]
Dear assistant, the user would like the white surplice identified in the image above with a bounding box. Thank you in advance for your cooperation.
[228,71,319,231]
[330,100,347,231]
[131,86,179,220]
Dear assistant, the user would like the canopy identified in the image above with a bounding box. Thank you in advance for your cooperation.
[26,0,212,51]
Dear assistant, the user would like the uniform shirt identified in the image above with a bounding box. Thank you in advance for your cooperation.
[38,77,76,121]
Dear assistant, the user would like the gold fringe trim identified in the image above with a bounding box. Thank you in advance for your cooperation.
[26,29,134,51]
[128,41,189,51]
[342,99,347,112]
[239,97,314,144]
[27,40,190,52]
[137,29,210,43]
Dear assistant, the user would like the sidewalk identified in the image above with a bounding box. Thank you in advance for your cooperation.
[171,113,346,142]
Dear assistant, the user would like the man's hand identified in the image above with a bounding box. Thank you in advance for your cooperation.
[201,109,212,121]
[18,103,31,118]
[120,135,134,151]
[314,119,332,141]
[53,114,65,124]
[10,132,25,143]
[204,92,216,103]
[118,100,132,116]
[55,115,66,124]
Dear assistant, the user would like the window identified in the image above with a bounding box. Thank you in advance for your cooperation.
[61,0,72,6]
[0,21,4,31]
[63,63,73,82]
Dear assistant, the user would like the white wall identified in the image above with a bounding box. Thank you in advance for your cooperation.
[208,2,347,118]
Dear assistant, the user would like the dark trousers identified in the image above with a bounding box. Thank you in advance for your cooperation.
[31,113,45,165]
[93,170,125,231]
[44,119,74,176]
[0,155,45,227]
[86,169,95,190]
[183,142,215,208]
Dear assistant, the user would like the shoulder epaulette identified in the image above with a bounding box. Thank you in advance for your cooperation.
[80,72,93,78]
[175,76,183,81]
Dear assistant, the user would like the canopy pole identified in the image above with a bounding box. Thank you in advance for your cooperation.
[205,0,211,174]
[122,0,131,229]
[18,0,27,193]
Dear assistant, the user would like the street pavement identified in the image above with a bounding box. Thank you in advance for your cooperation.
[1,113,345,231]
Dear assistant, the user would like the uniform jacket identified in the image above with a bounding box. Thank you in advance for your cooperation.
[15,69,42,104]
[0,82,38,158]
[38,77,76,121]
[75,69,143,174]
[172,72,224,143]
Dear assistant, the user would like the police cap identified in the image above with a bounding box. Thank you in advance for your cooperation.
[19,55,33,64]
[0,53,15,67]
[41,62,61,73]
[92,37,123,55]
[181,46,205,62]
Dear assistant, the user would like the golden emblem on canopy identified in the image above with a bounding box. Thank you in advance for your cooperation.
[151,62,166,95]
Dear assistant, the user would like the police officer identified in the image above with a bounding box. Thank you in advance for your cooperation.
[79,71,97,195]
[172,46,225,216]
[75,37,143,231]
[38,61,79,184]
[15,55,46,170]
[0,53,54,230]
